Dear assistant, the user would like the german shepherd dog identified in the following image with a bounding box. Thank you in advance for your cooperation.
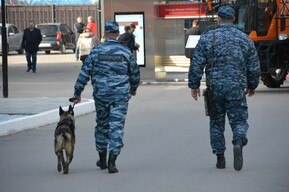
[54,105,75,174]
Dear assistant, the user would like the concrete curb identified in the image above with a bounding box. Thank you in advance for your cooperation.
[0,99,95,136]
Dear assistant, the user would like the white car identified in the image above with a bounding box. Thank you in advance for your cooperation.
[0,23,24,54]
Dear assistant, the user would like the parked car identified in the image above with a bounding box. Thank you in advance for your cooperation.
[0,23,24,54]
[36,23,76,54]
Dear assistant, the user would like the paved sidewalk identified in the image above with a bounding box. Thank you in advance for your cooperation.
[0,97,95,136]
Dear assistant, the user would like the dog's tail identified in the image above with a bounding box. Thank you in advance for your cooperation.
[60,129,72,141]
[55,130,72,152]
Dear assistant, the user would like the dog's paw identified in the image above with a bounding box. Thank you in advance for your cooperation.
[63,169,69,174]
[57,165,62,172]
[63,165,69,174]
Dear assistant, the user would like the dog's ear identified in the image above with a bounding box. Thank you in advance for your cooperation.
[59,106,64,116]
[69,105,74,116]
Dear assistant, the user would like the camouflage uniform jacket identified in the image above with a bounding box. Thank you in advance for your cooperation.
[188,24,260,90]
[74,38,140,101]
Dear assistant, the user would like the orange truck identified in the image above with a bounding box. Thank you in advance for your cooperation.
[207,0,289,87]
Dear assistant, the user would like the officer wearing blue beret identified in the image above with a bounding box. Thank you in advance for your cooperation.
[72,20,140,173]
[188,6,260,171]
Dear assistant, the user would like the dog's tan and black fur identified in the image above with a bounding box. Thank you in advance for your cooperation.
[54,105,75,174]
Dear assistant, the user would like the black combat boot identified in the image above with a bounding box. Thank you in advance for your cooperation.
[108,153,118,173]
[216,153,226,169]
[233,140,243,171]
[96,151,108,169]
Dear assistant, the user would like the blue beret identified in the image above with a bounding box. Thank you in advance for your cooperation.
[105,20,119,33]
[217,6,235,19]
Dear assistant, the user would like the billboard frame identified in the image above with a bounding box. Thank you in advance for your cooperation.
[114,12,146,67]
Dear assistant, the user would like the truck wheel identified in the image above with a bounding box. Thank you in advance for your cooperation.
[261,68,287,88]
[45,51,51,54]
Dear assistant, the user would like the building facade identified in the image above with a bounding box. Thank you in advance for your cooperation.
[103,0,209,81]
[1,0,211,81]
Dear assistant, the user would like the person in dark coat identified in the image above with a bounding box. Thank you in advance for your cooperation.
[74,16,86,60]
[185,20,201,64]
[74,17,86,42]
[21,20,42,73]
[129,23,140,59]
[118,25,138,53]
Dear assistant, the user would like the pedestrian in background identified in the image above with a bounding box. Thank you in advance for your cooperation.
[21,20,42,73]
[129,23,140,59]
[188,6,260,171]
[118,25,138,53]
[77,28,101,64]
[71,20,140,174]
[74,16,86,61]
[86,16,97,37]
[185,19,200,63]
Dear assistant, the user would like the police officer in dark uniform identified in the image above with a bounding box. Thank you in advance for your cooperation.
[72,20,140,173]
[188,6,260,171]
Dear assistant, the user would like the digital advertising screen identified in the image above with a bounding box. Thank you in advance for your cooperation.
[115,12,145,66]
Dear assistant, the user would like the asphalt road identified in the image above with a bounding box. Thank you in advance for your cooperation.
[0,52,289,192]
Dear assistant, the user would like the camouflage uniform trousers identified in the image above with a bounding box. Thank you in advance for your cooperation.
[209,87,249,155]
[94,98,129,156]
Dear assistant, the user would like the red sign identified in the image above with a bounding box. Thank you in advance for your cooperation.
[158,3,207,18]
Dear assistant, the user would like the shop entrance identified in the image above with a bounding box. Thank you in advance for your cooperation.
[154,2,210,81]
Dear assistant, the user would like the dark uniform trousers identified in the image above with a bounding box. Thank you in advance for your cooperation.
[209,87,249,155]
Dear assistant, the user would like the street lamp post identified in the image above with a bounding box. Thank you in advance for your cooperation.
[1,0,8,98]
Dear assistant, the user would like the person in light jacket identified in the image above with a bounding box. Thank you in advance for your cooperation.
[77,28,101,64]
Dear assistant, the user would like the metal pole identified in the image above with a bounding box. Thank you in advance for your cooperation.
[100,0,105,38]
[1,0,8,98]
[51,4,55,23]
[97,0,104,39]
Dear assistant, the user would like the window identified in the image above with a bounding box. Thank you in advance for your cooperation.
[8,26,14,34]
[12,26,19,34]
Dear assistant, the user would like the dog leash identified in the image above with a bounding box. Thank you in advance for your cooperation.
[69,97,78,110]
